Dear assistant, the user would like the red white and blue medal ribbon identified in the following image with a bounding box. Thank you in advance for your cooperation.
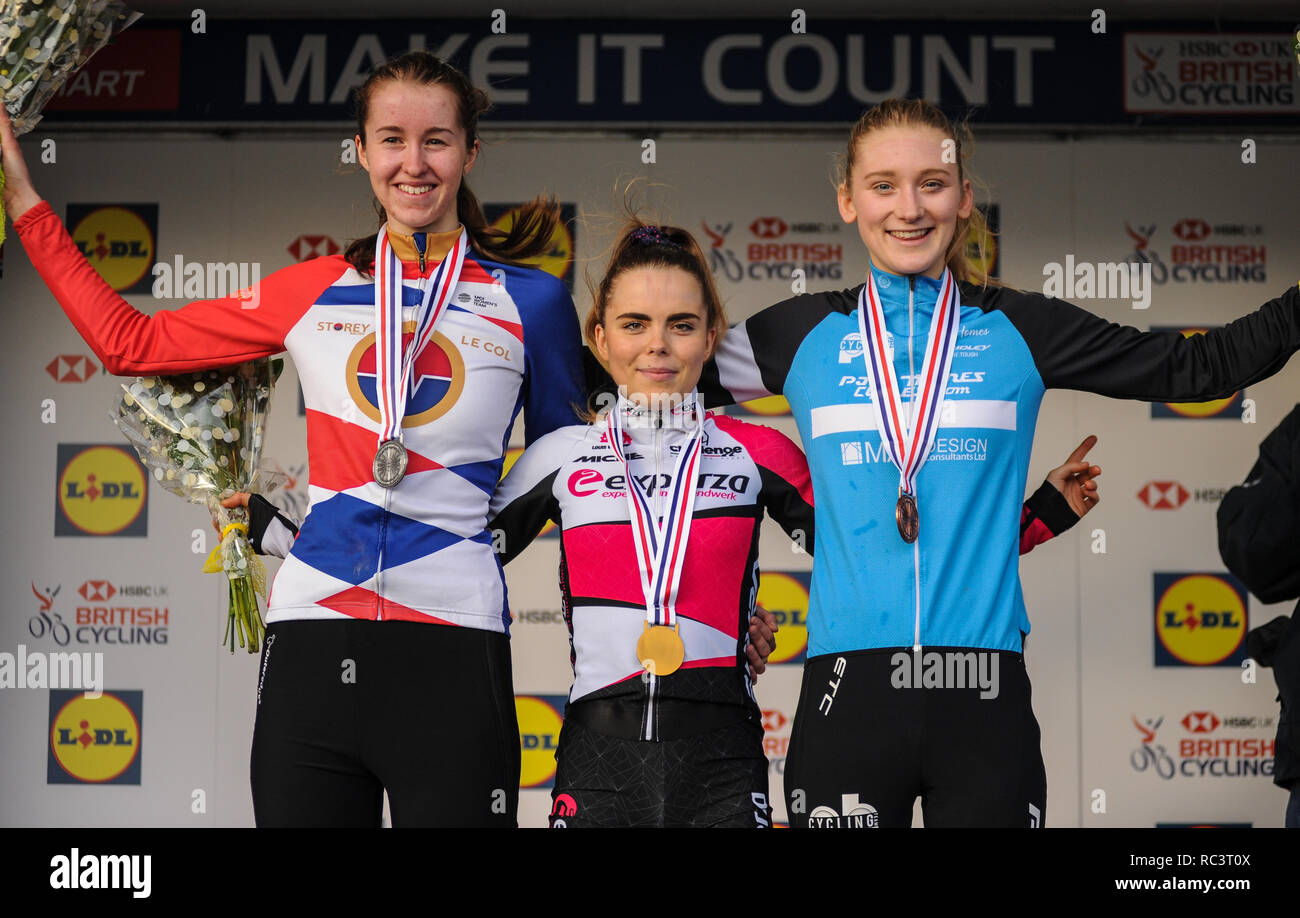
[370,224,468,487]
[855,268,962,542]
[605,395,705,676]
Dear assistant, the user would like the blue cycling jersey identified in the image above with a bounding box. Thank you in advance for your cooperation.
[704,264,1300,657]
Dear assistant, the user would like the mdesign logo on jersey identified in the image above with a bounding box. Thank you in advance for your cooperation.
[287,234,340,262]
[502,448,557,539]
[1137,481,1190,509]
[55,445,148,537]
[808,794,880,828]
[1153,573,1248,667]
[47,690,142,785]
[67,204,158,294]
[515,694,566,789]
[486,202,577,290]
[728,395,791,417]
[45,354,99,383]
[758,571,810,665]
[1150,328,1244,419]
[346,322,466,427]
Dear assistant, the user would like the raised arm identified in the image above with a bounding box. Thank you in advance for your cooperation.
[981,283,1300,402]
[1020,435,1100,555]
[4,108,330,374]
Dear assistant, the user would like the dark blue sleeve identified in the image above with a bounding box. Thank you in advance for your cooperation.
[517,271,587,446]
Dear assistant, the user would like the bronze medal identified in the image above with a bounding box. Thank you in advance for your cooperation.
[636,623,685,676]
[896,492,919,543]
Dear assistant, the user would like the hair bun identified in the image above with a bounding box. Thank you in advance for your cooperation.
[629,225,683,249]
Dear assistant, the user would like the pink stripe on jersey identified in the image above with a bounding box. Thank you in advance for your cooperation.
[712,415,815,508]
[563,516,755,637]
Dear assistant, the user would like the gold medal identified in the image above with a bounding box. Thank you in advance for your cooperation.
[636,623,685,676]
[896,492,919,543]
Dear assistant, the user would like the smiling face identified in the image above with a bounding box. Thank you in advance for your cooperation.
[593,266,717,403]
[356,80,478,235]
[837,124,973,280]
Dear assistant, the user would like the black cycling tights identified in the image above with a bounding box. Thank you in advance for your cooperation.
[250,619,520,827]
[783,648,1047,828]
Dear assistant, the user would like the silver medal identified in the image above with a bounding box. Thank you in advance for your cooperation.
[373,438,408,488]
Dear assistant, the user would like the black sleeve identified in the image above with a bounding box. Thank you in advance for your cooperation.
[487,470,562,566]
[1245,615,1293,668]
[757,466,816,556]
[1024,480,1079,536]
[700,290,854,409]
[974,283,1300,401]
[1217,404,1300,604]
[247,493,298,557]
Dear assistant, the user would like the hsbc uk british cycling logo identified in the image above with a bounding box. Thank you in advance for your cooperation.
[345,323,465,427]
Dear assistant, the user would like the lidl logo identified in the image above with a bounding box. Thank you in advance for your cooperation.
[55,445,148,537]
[1150,328,1243,419]
[1154,572,1248,667]
[757,571,811,665]
[47,690,142,785]
[730,395,792,417]
[45,354,99,383]
[67,204,158,294]
[502,448,557,538]
[485,203,577,291]
[515,694,567,789]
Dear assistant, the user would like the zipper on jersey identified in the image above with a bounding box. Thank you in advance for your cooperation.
[376,254,425,622]
[376,485,393,621]
[909,275,922,653]
[413,231,427,273]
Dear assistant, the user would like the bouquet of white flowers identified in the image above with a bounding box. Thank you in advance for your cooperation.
[1,0,139,243]
[113,359,286,654]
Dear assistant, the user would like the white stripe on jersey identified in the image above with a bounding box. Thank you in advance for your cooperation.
[810,399,1018,439]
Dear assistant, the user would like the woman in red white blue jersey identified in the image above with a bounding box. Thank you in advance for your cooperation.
[1,53,585,827]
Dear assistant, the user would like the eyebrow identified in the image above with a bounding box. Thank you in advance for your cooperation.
[373,126,455,135]
[861,167,953,181]
[612,311,704,322]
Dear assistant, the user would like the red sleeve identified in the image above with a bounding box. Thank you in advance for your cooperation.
[713,414,814,507]
[1019,481,1080,555]
[14,200,341,374]
[713,415,816,553]
[1018,504,1054,555]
